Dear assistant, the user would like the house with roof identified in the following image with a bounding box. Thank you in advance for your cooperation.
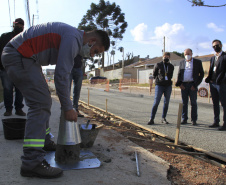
[123,52,183,83]
[86,52,215,84]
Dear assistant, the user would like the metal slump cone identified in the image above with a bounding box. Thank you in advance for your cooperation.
[57,110,81,145]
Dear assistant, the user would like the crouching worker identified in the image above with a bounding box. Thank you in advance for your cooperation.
[1,22,110,178]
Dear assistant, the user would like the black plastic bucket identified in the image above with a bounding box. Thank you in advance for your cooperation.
[80,124,99,148]
[2,118,26,140]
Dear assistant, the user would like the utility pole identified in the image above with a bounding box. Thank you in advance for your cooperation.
[32,14,34,26]
[163,36,165,54]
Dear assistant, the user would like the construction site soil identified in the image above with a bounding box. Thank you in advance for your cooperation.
[79,104,226,185]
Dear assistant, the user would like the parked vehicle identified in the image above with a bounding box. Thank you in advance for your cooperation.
[198,79,209,97]
[89,76,107,84]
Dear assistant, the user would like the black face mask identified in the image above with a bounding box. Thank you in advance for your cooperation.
[163,58,169,63]
[13,26,23,34]
[213,45,222,53]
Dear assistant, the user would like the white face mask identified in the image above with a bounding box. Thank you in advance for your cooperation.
[185,55,192,61]
[79,42,95,58]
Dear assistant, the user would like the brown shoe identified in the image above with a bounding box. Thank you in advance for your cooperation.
[20,160,63,178]
[4,110,12,116]
[15,109,26,116]
[43,140,56,151]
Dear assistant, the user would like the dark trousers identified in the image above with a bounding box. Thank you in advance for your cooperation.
[151,85,172,120]
[181,82,198,122]
[69,68,83,110]
[210,82,226,125]
[0,70,24,110]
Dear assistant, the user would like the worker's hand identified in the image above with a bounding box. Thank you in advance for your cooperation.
[65,109,77,122]
[180,84,185,90]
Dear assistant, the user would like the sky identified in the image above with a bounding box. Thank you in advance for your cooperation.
[1,0,226,69]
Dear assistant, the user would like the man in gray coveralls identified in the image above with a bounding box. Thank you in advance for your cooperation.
[1,22,110,178]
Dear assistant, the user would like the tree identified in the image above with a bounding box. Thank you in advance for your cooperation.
[187,0,226,7]
[78,0,128,68]
[173,51,184,58]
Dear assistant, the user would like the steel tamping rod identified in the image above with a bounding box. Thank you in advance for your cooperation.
[135,151,140,177]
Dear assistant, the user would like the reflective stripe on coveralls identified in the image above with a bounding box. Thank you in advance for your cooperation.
[46,128,50,135]
[23,139,45,148]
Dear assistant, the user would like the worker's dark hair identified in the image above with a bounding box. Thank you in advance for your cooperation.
[212,39,222,46]
[89,30,110,51]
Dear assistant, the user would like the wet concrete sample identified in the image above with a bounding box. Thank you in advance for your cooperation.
[55,144,80,164]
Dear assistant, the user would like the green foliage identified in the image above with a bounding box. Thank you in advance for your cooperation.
[173,51,184,58]
[78,0,128,42]
[187,0,226,7]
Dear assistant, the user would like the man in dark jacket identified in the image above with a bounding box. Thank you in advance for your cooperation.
[148,52,174,125]
[0,18,26,116]
[176,48,204,125]
[205,39,226,131]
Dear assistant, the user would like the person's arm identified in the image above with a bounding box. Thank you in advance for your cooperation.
[216,54,226,84]
[153,64,159,79]
[194,60,204,88]
[169,64,174,80]
[0,34,5,70]
[205,58,213,83]
[175,61,182,87]
[54,36,81,120]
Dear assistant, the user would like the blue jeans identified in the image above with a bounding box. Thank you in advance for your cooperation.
[0,70,24,110]
[151,85,172,119]
[69,68,83,110]
[181,82,197,122]
[210,82,226,124]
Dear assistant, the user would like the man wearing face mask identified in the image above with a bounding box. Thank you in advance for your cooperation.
[148,52,174,125]
[176,48,204,126]
[205,39,226,131]
[1,22,110,178]
[0,18,26,116]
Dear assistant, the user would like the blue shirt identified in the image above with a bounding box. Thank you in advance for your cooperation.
[183,59,193,82]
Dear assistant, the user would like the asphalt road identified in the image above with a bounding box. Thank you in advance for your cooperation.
[79,86,226,159]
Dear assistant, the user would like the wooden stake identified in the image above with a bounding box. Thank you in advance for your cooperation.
[106,99,108,113]
[173,79,175,99]
[88,88,90,107]
[175,103,183,145]
[130,78,132,93]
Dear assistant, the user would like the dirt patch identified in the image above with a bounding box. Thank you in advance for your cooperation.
[79,104,226,185]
